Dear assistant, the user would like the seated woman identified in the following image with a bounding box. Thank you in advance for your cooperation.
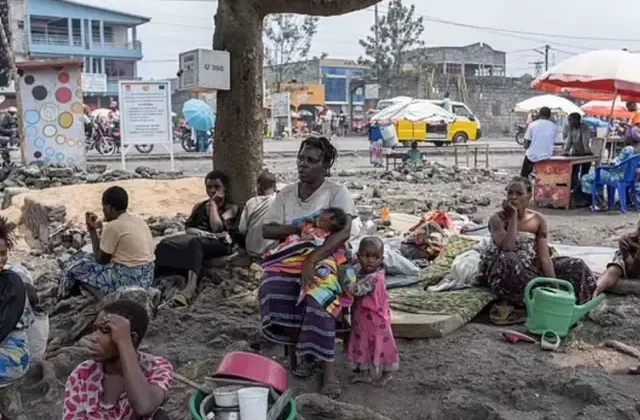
[63,300,174,420]
[58,186,156,301]
[155,171,238,307]
[260,136,356,399]
[594,220,640,296]
[0,217,34,420]
[580,137,638,210]
[478,177,597,323]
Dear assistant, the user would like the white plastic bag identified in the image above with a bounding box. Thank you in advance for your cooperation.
[27,312,49,363]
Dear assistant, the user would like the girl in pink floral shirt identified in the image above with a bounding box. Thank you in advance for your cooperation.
[63,300,174,420]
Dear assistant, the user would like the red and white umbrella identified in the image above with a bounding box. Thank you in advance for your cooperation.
[532,50,640,100]
[581,99,632,119]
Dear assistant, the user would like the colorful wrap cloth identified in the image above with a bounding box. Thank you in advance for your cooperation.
[261,236,354,318]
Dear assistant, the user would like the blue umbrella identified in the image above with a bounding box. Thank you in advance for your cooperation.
[183,99,216,131]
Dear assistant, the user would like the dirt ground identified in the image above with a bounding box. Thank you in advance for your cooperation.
[6,153,640,420]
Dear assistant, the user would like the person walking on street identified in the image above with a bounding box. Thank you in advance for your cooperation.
[520,106,558,178]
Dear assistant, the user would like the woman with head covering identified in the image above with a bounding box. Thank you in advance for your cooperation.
[259,136,357,399]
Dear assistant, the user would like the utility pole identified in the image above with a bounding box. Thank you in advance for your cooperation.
[374,4,379,44]
[529,61,544,77]
[545,44,550,71]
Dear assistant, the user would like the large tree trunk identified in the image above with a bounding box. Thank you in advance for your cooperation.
[213,0,382,205]
[212,0,265,205]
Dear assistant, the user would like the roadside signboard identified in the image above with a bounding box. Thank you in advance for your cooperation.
[118,80,174,170]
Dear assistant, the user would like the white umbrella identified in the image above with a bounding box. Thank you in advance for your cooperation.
[532,50,640,100]
[514,94,583,115]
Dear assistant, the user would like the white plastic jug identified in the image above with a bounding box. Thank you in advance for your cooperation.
[238,387,269,420]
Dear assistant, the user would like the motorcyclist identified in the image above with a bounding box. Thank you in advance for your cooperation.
[108,101,120,123]
[0,107,18,148]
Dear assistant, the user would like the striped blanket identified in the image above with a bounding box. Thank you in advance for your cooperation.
[261,237,354,318]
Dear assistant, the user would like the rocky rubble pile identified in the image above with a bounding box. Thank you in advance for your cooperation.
[0,164,183,192]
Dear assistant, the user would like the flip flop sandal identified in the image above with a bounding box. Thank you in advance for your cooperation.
[540,331,561,351]
[321,381,342,400]
[169,292,190,309]
[500,329,537,344]
[291,360,318,378]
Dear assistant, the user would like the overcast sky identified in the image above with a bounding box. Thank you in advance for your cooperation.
[83,0,640,80]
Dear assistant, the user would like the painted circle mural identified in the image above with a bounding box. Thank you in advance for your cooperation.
[67,139,76,147]
[24,110,40,124]
[58,72,70,83]
[71,103,83,114]
[40,103,58,122]
[25,126,37,139]
[55,87,72,104]
[55,135,66,145]
[67,157,75,165]
[56,153,65,162]
[58,112,74,129]
[46,148,55,157]
[76,139,84,148]
[32,85,48,101]
[33,137,45,149]
[43,125,57,137]
[24,75,35,85]
[75,89,83,99]
[33,151,42,159]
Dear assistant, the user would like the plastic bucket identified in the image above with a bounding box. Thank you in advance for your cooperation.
[238,387,269,420]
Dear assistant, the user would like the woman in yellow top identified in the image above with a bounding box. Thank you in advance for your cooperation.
[58,186,156,301]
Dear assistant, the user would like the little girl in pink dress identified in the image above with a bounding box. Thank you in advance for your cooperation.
[346,237,399,386]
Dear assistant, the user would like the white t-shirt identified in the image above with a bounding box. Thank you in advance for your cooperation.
[264,180,357,227]
[525,119,558,162]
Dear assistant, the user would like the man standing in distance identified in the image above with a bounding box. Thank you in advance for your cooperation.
[520,106,558,178]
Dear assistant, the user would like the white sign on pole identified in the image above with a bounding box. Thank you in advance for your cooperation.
[365,84,379,100]
[82,73,107,93]
[271,92,290,118]
[270,92,291,138]
[178,49,231,91]
[118,80,174,171]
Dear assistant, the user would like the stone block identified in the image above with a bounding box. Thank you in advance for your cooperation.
[391,310,465,338]
[23,197,67,248]
[2,187,30,209]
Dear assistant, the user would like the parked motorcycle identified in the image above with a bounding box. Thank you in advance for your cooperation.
[97,121,154,154]
[180,125,213,152]
[514,123,526,146]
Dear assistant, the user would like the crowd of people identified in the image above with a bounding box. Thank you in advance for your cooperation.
[2,130,640,417]
[520,101,640,210]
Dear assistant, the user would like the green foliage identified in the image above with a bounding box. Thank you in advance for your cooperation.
[358,0,429,86]
[264,14,320,91]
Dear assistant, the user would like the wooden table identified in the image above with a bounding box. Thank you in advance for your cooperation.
[453,144,489,168]
[533,156,598,209]
[383,150,427,170]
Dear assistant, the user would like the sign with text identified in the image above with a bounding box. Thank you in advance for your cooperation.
[365,84,379,100]
[271,92,290,118]
[82,73,107,93]
[178,49,230,91]
[118,80,174,170]
[119,80,172,145]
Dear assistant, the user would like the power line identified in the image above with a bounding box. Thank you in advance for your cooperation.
[368,6,640,43]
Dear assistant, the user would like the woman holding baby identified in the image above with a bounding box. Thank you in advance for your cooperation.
[259,136,356,399]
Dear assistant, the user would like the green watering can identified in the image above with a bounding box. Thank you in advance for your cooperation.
[524,278,605,338]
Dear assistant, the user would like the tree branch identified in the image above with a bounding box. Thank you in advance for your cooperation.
[260,0,382,16]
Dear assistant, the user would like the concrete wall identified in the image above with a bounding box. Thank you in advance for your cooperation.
[381,74,536,135]
[8,0,28,62]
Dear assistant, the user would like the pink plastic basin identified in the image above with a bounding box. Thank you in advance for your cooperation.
[214,352,287,393]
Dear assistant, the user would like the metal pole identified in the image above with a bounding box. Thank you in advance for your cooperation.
[545,45,550,71]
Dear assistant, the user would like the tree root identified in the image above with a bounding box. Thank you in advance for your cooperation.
[295,393,392,420]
